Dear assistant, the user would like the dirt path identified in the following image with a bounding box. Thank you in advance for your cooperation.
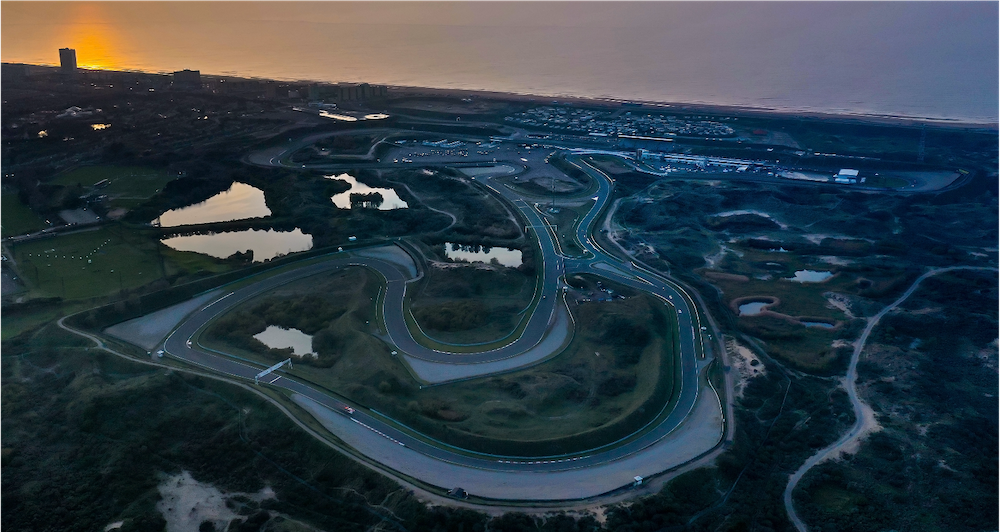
[783,266,998,532]
[383,176,458,233]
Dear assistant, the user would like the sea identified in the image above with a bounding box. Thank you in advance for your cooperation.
[2,2,997,124]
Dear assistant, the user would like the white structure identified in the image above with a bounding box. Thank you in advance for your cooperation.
[834,169,860,183]
[255,358,292,384]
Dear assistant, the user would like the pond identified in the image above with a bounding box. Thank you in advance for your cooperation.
[161,228,313,262]
[156,182,271,227]
[787,270,833,283]
[738,301,770,316]
[444,242,522,268]
[801,321,835,329]
[328,174,408,210]
[253,325,315,358]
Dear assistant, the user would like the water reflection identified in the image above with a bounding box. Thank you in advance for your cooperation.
[738,301,769,316]
[787,270,833,283]
[156,182,270,227]
[801,321,835,329]
[253,325,315,358]
[444,242,522,267]
[161,228,312,262]
[327,174,408,210]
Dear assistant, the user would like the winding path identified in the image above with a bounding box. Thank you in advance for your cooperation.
[784,266,998,531]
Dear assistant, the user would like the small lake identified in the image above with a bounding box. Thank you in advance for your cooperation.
[801,321,835,329]
[787,270,834,283]
[156,182,271,227]
[444,243,523,268]
[328,174,408,210]
[161,228,313,262]
[738,301,770,316]
[253,325,315,358]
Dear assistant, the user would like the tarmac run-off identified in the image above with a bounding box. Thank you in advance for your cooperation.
[100,149,726,503]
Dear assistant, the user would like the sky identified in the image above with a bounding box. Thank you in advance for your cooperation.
[2,2,997,122]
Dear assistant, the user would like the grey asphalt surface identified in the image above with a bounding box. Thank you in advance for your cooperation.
[159,138,714,477]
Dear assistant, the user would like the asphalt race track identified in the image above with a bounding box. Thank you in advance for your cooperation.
[145,141,723,501]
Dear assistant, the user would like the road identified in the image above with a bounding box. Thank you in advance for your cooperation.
[783,266,998,531]
[83,131,723,500]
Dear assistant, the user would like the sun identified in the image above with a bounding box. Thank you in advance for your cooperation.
[63,3,123,70]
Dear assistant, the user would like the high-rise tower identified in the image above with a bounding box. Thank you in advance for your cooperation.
[59,48,77,74]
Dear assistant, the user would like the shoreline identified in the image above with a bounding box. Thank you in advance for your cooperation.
[6,61,997,130]
[385,84,999,131]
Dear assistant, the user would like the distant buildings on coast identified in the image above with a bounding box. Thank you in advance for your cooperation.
[1,47,388,103]
[308,82,388,102]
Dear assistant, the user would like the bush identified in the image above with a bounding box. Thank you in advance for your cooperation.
[412,300,489,331]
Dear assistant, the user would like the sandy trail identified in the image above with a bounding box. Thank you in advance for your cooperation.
[783,266,998,532]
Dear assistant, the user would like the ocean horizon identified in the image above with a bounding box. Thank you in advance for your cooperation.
[3,2,997,124]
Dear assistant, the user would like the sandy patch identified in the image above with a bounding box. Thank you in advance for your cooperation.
[156,471,274,532]
[727,338,765,398]
[817,255,854,266]
[713,209,788,229]
[829,388,881,459]
[703,244,736,269]
[824,293,855,318]
[103,521,124,531]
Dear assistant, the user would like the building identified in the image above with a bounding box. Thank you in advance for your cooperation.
[172,69,201,88]
[834,168,860,184]
[308,82,388,102]
[59,48,77,74]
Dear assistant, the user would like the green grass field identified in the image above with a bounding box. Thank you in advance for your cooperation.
[8,226,228,300]
[407,259,535,346]
[201,268,680,455]
[50,166,178,209]
[1,193,49,237]
[11,227,165,299]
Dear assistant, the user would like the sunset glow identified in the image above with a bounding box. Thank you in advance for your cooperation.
[64,4,122,70]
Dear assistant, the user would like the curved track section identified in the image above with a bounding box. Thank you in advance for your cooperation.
[146,142,723,501]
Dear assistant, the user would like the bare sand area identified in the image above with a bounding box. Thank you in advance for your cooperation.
[156,471,274,532]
